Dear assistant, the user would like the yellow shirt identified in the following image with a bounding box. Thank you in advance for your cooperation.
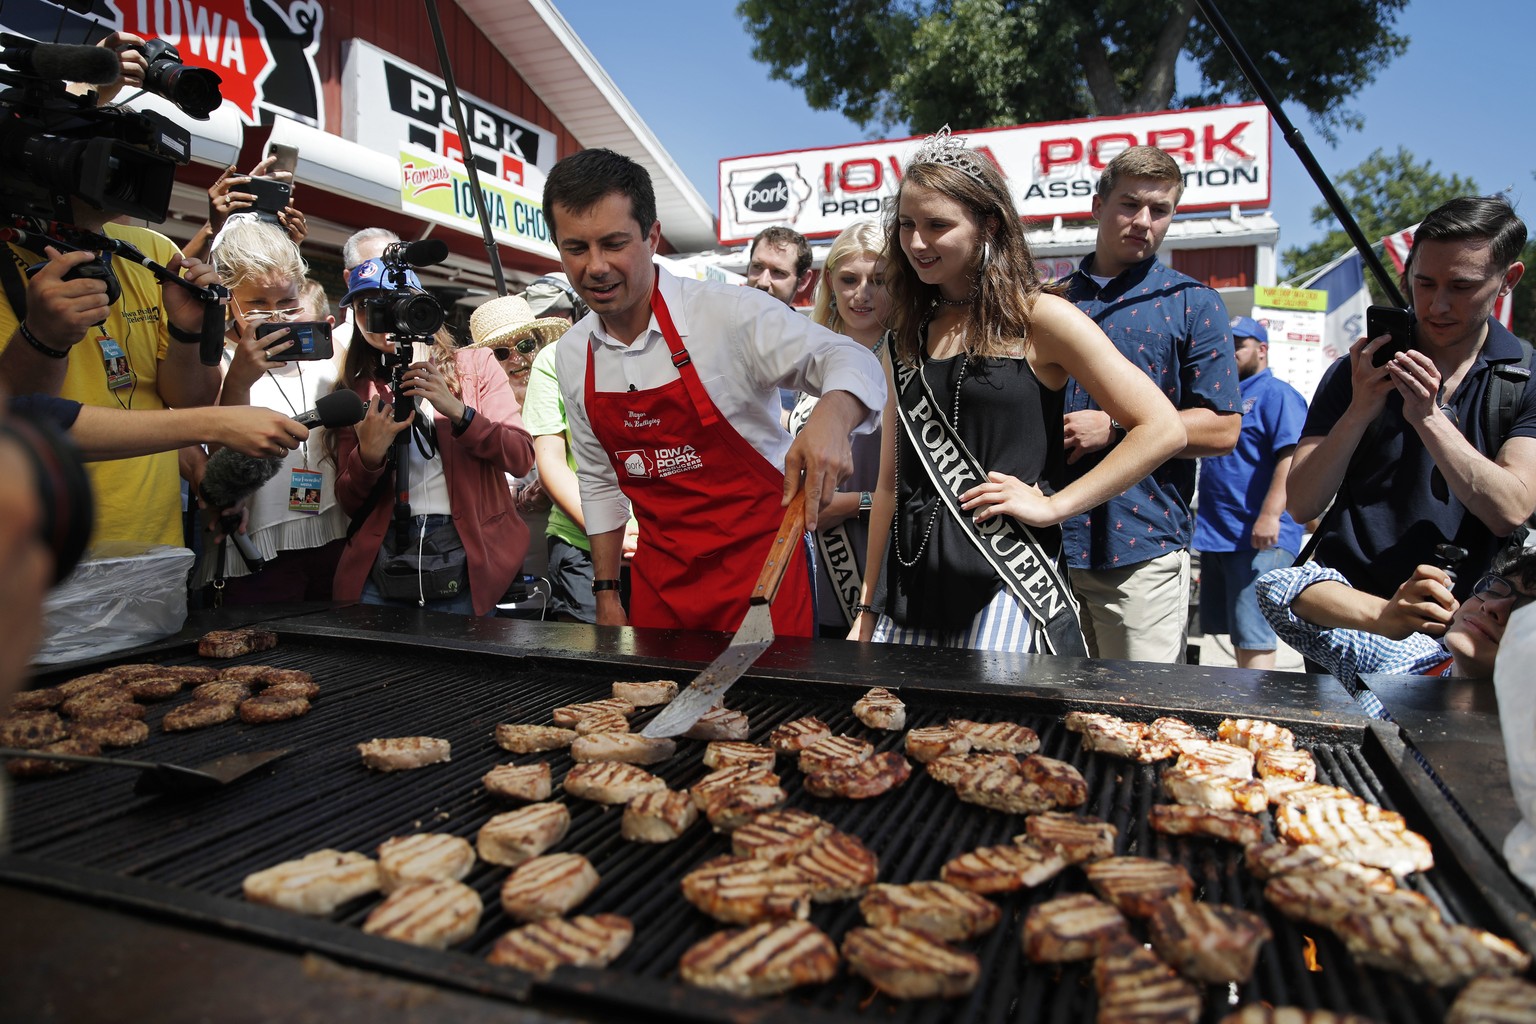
[0,223,185,548]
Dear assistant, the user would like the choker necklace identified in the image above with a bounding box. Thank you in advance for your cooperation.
[936,291,973,307]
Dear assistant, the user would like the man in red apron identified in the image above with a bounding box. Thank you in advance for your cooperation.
[544,149,886,636]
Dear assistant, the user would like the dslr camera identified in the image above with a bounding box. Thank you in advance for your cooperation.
[361,240,449,423]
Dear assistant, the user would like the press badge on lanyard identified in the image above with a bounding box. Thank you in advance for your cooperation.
[289,469,322,513]
[96,336,131,390]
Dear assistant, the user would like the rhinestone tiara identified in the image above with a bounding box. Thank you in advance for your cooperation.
[909,124,989,185]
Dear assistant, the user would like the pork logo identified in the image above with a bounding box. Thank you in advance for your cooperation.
[617,449,653,479]
[653,444,703,478]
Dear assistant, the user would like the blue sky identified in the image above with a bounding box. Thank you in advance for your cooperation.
[556,1,1535,276]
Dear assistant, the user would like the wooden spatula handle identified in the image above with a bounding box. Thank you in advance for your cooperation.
[749,490,807,603]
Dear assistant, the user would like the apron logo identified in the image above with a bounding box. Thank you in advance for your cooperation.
[624,410,662,429]
[617,449,653,478]
[654,444,704,477]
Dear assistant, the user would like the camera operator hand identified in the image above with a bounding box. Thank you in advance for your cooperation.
[95,31,147,107]
[27,247,111,349]
[223,320,294,395]
[1377,564,1458,639]
[160,251,223,337]
[401,360,467,427]
[356,393,414,471]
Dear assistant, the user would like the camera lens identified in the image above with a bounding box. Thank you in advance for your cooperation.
[0,415,94,584]
[392,294,446,336]
[138,39,223,120]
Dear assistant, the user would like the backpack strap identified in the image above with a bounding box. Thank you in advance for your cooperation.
[1482,336,1533,454]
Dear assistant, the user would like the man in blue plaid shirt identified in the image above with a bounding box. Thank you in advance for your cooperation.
[1257,551,1536,715]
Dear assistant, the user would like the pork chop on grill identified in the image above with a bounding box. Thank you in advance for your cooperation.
[683,706,750,741]
[572,709,630,735]
[495,724,576,754]
[476,802,571,867]
[1018,754,1088,807]
[569,733,675,765]
[1093,936,1202,1024]
[1149,803,1264,846]
[190,680,253,704]
[925,752,1018,786]
[842,925,979,999]
[1176,740,1256,779]
[1242,841,1397,893]
[949,718,1040,755]
[678,920,838,997]
[66,716,149,749]
[482,762,552,802]
[1333,910,1531,989]
[238,693,310,725]
[197,627,277,659]
[804,749,912,800]
[1218,716,1296,753]
[1147,896,1272,984]
[362,879,480,949]
[953,768,1054,815]
[1161,765,1266,813]
[1274,805,1433,876]
[769,715,831,753]
[611,679,677,706]
[1446,976,1536,1024]
[1068,711,1147,760]
[357,736,451,771]
[853,687,906,731]
[904,724,972,763]
[1262,870,1437,929]
[1021,892,1130,962]
[486,913,634,979]
[376,833,475,892]
[242,849,380,915]
[563,761,666,804]
[1256,747,1317,782]
[789,829,879,901]
[499,852,599,922]
[1021,812,1118,864]
[689,764,782,807]
[1085,856,1196,917]
[621,788,699,843]
[163,699,236,732]
[797,735,873,775]
[702,741,777,771]
[680,854,814,924]
[859,881,1001,942]
[731,808,835,863]
[699,782,788,831]
[940,841,1067,894]
[551,697,635,727]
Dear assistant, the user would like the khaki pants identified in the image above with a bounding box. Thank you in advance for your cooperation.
[1071,549,1190,664]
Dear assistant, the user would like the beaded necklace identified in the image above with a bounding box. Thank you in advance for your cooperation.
[892,315,968,569]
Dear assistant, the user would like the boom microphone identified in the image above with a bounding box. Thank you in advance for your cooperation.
[0,36,121,86]
[386,238,450,268]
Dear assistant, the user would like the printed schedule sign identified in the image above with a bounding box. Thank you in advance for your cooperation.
[1252,286,1327,401]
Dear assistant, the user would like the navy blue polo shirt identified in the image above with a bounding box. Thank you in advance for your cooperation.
[1193,367,1308,553]
[1303,318,1536,600]
[1063,255,1239,571]
[8,393,83,430]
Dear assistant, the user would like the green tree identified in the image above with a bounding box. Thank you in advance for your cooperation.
[737,0,1408,138]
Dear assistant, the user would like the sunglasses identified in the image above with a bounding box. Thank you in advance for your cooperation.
[235,304,304,324]
[492,338,539,360]
[1471,572,1536,608]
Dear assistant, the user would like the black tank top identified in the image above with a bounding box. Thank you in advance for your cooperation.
[886,350,1066,629]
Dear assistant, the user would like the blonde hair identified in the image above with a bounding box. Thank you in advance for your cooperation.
[810,220,887,336]
[210,217,306,289]
[297,278,330,320]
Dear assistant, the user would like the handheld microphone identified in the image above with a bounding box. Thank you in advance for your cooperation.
[295,389,366,429]
[0,36,121,85]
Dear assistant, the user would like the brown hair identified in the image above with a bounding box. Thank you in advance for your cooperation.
[751,225,812,278]
[1096,145,1185,205]
[323,325,461,466]
[884,158,1043,365]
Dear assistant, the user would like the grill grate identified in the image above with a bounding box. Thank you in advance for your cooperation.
[3,633,1518,1023]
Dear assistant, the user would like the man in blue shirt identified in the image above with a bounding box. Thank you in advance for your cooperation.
[1064,146,1241,663]
[1193,316,1308,669]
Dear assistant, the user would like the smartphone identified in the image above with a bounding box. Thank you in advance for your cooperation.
[256,321,333,361]
[243,175,292,216]
[267,142,299,177]
[1367,305,1415,367]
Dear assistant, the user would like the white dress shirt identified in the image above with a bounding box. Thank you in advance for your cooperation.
[556,265,886,536]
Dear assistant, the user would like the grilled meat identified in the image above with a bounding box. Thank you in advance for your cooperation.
[1218,717,1296,753]
[1333,910,1531,989]
[190,680,253,704]
[197,627,278,659]
[1094,936,1202,1024]
[499,852,600,922]
[1262,870,1438,928]
[58,688,140,721]
[1242,841,1397,893]
[904,724,972,763]
[486,913,634,979]
[120,675,184,701]
[680,854,814,924]
[1022,812,1118,864]
[1021,892,1130,963]
[940,841,1067,894]
[1275,805,1433,876]
[476,803,571,867]
[925,752,1018,786]
[563,761,667,804]
[1447,976,1536,1024]
[5,737,99,777]
[1274,798,1405,832]
[700,782,788,831]
[238,694,310,724]
[162,699,237,732]
[1146,716,1206,755]
[376,833,475,892]
[1217,1010,1382,1024]
[842,925,980,999]
[1176,740,1256,779]
[804,750,912,800]
[949,718,1040,755]
[55,672,117,697]
[218,665,274,684]
[954,770,1055,814]
[678,920,838,997]
[769,715,832,753]
[1161,765,1266,813]
[1262,777,1368,809]
[859,881,1001,942]
[690,765,782,806]
[569,733,675,765]
[683,706,751,741]
[572,709,631,735]
[1019,754,1088,807]
[611,679,678,706]
[702,741,778,770]
[357,736,451,772]
[1072,712,1148,760]
[551,697,636,727]
[789,829,879,901]
[362,880,481,949]
[482,762,552,802]
[242,849,380,915]
[1147,896,1271,984]
[495,724,577,754]
[1148,803,1264,846]
[1256,747,1317,782]
[621,788,699,843]
[7,688,62,713]
[797,735,873,775]
[0,711,67,749]
[65,716,148,749]
[731,808,836,863]
[853,687,906,731]
[1085,856,1196,917]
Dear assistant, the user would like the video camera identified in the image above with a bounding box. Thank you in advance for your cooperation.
[0,32,220,224]
[359,239,452,422]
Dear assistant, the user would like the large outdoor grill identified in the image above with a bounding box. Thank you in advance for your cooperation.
[3,609,1532,1023]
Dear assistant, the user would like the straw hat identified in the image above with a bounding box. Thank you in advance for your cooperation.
[466,294,570,351]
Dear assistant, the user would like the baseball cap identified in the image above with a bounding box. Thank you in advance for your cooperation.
[1229,315,1268,343]
[339,258,426,307]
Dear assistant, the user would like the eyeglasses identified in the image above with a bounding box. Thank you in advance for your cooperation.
[236,305,305,324]
[1471,572,1536,608]
[493,339,539,360]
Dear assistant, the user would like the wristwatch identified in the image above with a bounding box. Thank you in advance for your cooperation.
[592,579,622,593]
[858,491,873,512]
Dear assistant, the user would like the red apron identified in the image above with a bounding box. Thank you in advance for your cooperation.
[583,282,814,636]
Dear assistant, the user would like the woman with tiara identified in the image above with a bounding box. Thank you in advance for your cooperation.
[852,128,1184,654]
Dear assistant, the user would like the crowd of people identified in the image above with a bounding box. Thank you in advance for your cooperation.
[2,104,1532,715]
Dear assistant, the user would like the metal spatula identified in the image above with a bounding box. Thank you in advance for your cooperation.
[0,746,293,795]
[642,492,807,738]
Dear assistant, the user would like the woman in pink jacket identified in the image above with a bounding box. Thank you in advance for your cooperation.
[325,259,534,615]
